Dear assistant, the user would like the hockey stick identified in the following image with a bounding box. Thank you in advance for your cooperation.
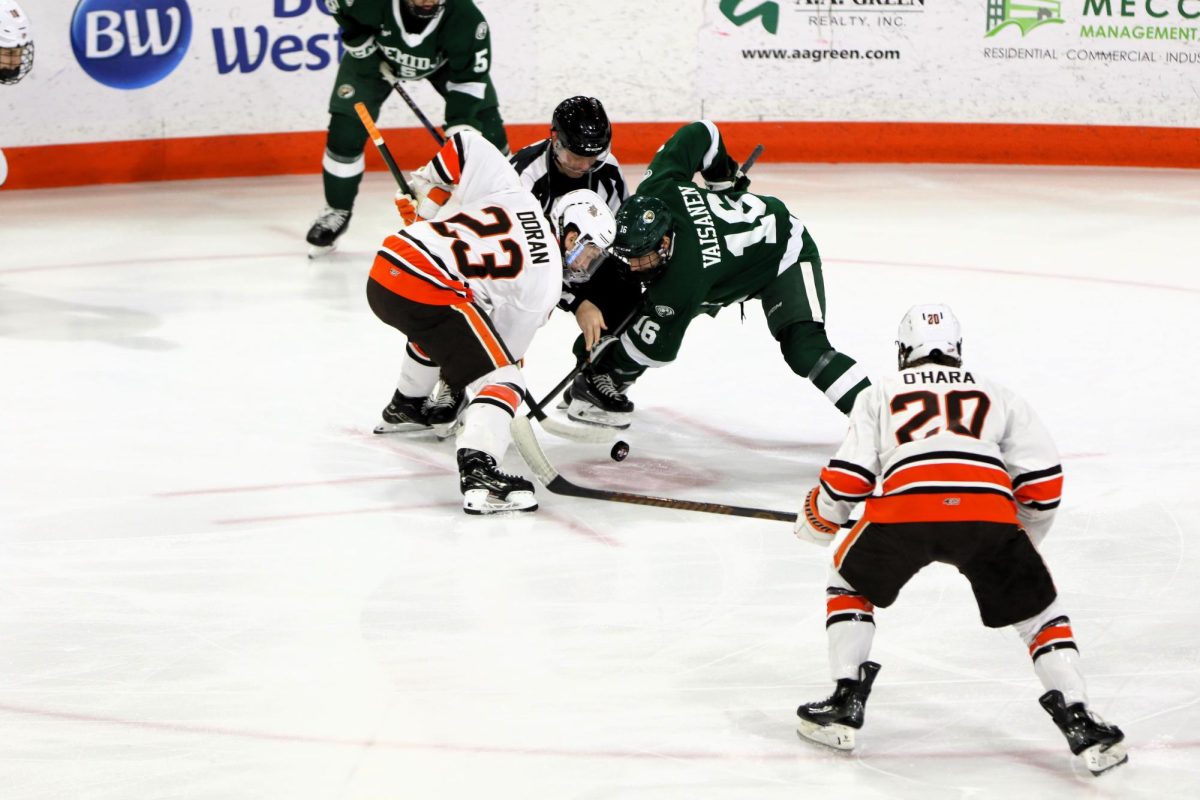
[511,415,796,522]
[527,303,641,419]
[530,144,763,418]
[527,145,763,442]
[354,102,415,196]
[740,143,764,174]
[389,81,446,147]
[518,301,643,444]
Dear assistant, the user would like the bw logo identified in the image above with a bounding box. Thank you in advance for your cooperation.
[719,0,780,35]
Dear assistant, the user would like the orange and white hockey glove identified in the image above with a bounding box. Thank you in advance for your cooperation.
[394,191,420,226]
[794,487,840,547]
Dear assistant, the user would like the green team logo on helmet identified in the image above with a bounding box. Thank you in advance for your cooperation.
[612,196,675,284]
[613,196,673,260]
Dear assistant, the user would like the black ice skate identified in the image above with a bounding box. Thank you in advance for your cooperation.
[306,206,352,258]
[566,368,633,429]
[373,390,431,434]
[554,384,573,411]
[1039,690,1129,775]
[458,448,537,515]
[424,380,466,440]
[796,661,882,751]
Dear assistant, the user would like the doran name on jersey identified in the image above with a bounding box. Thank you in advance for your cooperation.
[517,211,552,264]
[678,186,722,268]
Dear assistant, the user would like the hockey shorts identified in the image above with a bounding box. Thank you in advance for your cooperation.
[833,520,1058,628]
[367,278,515,390]
[758,228,826,340]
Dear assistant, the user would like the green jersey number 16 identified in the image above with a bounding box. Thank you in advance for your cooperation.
[706,193,777,258]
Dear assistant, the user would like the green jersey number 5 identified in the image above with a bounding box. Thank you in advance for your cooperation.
[706,193,776,257]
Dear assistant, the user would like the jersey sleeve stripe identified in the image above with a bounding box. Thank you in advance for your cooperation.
[617,330,674,368]
[432,134,465,185]
[445,80,487,99]
[820,479,871,503]
[829,459,876,483]
[1023,499,1061,511]
[1012,464,1063,487]
[1013,475,1063,504]
[698,120,721,171]
[820,462,875,500]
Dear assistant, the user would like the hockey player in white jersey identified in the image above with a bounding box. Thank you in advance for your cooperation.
[366,129,614,514]
[792,304,1127,775]
[0,0,33,188]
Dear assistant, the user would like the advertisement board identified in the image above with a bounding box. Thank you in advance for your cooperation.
[1,1,1196,188]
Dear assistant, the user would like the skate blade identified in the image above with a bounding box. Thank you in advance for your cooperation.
[463,489,538,515]
[796,719,856,751]
[373,421,431,435]
[307,242,337,259]
[432,419,462,440]
[566,401,632,430]
[1081,741,1129,776]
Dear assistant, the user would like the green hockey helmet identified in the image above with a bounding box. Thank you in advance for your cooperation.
[611,195,675,284]
[402,0,445,19]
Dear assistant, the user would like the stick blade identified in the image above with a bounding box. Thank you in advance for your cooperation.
[510,416,560,487]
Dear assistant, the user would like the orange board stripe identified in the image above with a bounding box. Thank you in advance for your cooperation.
[3,122,1199,190]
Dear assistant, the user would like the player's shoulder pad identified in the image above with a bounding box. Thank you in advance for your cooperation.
[446,0,489,28]
[509,139,551,171]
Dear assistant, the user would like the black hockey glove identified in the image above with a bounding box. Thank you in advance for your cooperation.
[704,170,750,194]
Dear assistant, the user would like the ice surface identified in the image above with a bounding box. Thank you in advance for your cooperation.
[1,163,1197,798]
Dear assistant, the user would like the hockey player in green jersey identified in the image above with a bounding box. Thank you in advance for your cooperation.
[306,0,508,256]
[568,120,871,429]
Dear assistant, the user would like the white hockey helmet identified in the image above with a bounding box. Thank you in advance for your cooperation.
[896,304,963,369]
[0,0,33,85]
[550,189,616,284]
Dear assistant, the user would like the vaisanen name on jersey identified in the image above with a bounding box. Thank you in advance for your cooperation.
[678,186,723,268]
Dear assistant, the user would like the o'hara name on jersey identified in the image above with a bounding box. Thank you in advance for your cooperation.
[380,47,446,79]
[903,370,977,385]
[517,211,551,264]
[679,186,722,268]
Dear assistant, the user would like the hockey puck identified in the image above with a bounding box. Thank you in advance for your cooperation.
[610,440,630,462]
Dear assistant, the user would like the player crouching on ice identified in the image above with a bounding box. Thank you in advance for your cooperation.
[366,130,615,514]
[567,120,870,430]
[792,304,1127,776]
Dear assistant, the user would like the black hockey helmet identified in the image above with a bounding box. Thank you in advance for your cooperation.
[611,195,675,285]
[551,96,612,159]
[402,0,445,19]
